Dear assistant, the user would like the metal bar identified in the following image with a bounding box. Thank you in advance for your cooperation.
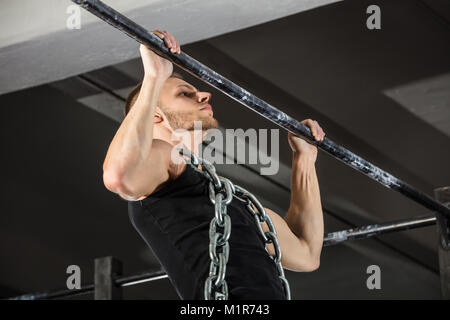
[434,187,450,299]
[8,269,167,300]
[116,270,168,287]
[71,0,450,218]
[323,214,436,247]
[7,284,95,300]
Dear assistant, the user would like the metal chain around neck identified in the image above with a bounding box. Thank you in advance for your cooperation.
[178,148,291,300]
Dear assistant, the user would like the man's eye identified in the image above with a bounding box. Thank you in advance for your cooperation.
[179,92,188,96]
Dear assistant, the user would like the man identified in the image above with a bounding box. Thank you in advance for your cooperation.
[103,30,325,299]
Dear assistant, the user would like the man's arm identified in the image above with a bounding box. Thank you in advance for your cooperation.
[262,119,325,272]
[103,60,169,199]
[103,31,180,200]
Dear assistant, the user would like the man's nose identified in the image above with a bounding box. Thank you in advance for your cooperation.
[197,91,211,104]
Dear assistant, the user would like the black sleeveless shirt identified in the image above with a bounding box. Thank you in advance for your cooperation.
[128,164,286,300]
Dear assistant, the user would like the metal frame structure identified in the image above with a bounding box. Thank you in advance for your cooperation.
[6,0,449,300]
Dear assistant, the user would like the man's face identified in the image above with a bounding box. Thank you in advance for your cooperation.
[158,77,218,131]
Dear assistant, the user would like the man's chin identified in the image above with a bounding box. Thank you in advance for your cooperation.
[204,118,219,130]
[186,117,219,131]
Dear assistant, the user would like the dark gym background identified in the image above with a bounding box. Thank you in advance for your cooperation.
[1,0,449,299]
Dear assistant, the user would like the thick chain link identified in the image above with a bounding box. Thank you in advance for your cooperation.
[179,148,291,300]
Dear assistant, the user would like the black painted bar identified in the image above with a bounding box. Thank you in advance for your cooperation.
[323,214,436,247]
[7,284,94,300]
[70,0,449,218]
[8,269,166,300]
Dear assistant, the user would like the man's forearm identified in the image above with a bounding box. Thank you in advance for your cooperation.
[285,152,324,259]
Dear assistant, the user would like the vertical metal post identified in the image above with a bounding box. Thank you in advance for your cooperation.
[94,256,123,300]
[434,187,450,300]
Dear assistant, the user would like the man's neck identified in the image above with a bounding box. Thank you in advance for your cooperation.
[169,129,205,159]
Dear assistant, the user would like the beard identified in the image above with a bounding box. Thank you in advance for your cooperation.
[163,109,219,131]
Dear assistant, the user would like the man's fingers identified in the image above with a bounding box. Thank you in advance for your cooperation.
[152,29,172,48]
[152,29,165,39]
[319,127,325,141]
[162,31,178,53]
[312,121,324,141]
[166,31,178,53]
[162,31,173,49]
[155,30,172,50]
[313,120,324,141]
[314,120,326,141]
[172,36,180,54]
[300,119,326,141]
[152,29,180,54]
[301,119,319,140]
[165,31,180,54]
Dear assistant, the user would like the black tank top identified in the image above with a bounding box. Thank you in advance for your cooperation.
[128,163,286,300]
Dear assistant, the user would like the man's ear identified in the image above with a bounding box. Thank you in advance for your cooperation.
[154,106,164,124]
[154,113,163,124]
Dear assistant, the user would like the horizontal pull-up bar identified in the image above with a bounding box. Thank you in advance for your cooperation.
[9,269,168,300]
[323,214,436,246]
[71,0,449,218]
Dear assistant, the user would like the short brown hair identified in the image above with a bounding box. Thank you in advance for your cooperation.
[124,72,184,116]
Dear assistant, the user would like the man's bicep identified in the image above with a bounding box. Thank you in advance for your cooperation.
[118,139,174,200]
